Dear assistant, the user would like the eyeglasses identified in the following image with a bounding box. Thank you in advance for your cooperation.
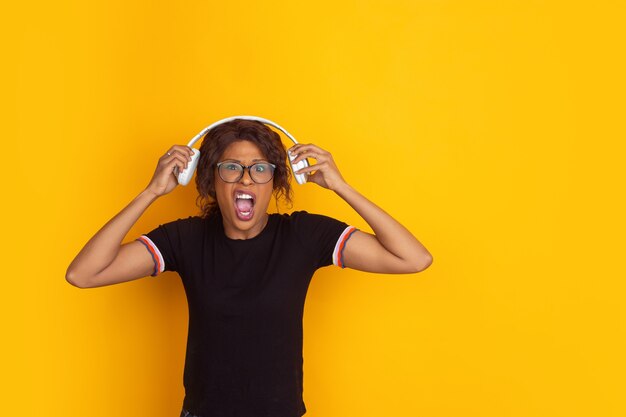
[216,161,276,184]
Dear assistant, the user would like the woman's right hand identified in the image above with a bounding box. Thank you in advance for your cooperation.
[145,145,195,197]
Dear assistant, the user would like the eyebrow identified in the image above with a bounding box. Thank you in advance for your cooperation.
[221,158,268,163]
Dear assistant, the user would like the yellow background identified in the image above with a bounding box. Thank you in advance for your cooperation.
[3,1,625,416]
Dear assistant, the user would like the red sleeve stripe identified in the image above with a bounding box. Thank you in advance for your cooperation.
[136,235,165,276]
[333,226,357,269]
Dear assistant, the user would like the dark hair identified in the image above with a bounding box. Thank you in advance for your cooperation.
[195,119,293,218]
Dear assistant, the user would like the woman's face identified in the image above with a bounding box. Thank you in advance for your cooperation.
[214,140,274,240]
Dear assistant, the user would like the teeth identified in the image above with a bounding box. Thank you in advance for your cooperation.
[236,193,253,200]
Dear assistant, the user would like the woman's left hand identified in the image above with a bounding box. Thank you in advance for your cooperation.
[288,143,346,191]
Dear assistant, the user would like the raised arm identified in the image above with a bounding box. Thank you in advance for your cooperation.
[65,145,194,288]
[288,144,433,274]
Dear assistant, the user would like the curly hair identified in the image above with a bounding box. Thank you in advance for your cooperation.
[195,119,293,218]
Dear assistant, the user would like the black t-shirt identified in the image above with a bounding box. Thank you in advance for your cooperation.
[135,211,357,417]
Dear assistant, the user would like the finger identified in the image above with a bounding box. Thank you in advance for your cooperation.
[290,149,327,164]
[295,152,329,165]
[291,145,330,162]
[167,158,186,176]
[294,162,326,175]
[174,145,195,157]
[288,143,316,156]
[289,143,326,155]
[162,149,193,163]
[163,154,190,171]
[290,153,315,165]
[288,143,308,156]
[164,146,194,159]
[163,145,193,161]
[166,153,190,166]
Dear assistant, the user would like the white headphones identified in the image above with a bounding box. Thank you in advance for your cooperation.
[176,115,309,186]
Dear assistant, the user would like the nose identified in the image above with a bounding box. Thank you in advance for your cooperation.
[239,167,253,185]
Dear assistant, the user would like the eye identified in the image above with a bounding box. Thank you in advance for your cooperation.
[224,163,240,171]
[254,164,266,172]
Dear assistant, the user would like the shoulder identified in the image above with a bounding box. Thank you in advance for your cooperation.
[272,210,339,223]
[153,215,209,237]
[271,210,345,232]
[271,210,350,239]
[158,214,205,228]
[270,211,355,268]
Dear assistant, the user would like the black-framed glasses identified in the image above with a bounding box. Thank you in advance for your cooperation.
[216,161,276,184]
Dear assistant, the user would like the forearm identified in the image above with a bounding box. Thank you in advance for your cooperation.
[66,188,159,280]
[333,181,432,263]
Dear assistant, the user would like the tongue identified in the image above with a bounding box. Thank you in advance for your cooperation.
[236,198,253,212]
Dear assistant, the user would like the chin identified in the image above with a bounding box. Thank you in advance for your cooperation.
[220,199,270,230]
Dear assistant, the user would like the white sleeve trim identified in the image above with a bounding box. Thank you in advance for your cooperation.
[332,226,357,268]
[137,235,165,275]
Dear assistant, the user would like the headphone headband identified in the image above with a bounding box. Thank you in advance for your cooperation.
[186,115,300,148]
[177,115,309,186]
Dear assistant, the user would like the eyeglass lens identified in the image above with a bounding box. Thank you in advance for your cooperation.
[219,162,275,183]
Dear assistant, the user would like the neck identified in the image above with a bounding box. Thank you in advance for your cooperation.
[223,212,269,240]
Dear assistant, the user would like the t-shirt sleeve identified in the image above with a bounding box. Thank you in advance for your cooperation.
[291,211,358,269]
[135,219,186,277]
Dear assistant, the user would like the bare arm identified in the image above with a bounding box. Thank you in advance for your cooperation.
[334,184,432,273]
[65,145,194,288]
[289,144,433,274]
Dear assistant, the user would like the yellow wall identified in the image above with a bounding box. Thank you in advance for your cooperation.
[3,1,625,416]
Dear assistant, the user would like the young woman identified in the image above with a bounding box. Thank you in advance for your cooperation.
[66,119,432,417]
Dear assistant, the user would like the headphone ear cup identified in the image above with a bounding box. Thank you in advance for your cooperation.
[177,148,201,186]
[289,152,309,185]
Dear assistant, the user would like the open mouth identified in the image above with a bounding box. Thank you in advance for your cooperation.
[234,191,255,221]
